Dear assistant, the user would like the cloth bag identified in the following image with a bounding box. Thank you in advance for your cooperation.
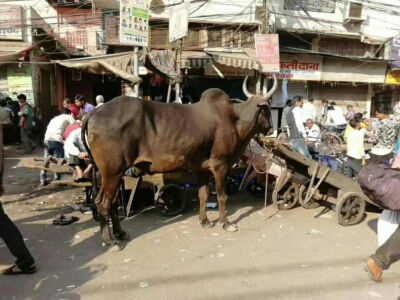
[357,163,400,210]
[377,209,400,246]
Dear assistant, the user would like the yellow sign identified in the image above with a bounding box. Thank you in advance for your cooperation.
[386,70,400,84]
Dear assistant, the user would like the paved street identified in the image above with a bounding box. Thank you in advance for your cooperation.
[0,147,399,300]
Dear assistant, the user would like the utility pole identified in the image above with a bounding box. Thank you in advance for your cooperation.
[257,0,270,95]
[133,46,139,97]
[175,39,182,103]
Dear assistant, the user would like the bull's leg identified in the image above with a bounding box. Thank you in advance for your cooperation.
[110,200,129,241]
[198,172,214,228]
[212,165,238,232]
[96,174,124,250]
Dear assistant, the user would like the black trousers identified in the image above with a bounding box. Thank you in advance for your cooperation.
[343,156,362,178]
[372,225,400,270]
[0,202,34,270]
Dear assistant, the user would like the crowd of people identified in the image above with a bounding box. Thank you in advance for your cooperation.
[283,95,400,282]
[0,93,103,275]
[282,96,394,178]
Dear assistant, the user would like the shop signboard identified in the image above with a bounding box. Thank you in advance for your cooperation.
[385,69,400,84]
[204,63,255,77]
[254,34,280,73]
[169,2,189,42]
[278,54,322,81]
[7,65,34,105]
[119,0,149,46]
[0,5,22,40]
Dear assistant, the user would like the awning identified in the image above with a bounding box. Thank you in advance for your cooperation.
[0,42,34,64]
[207,50,260,70]
[54,52,141,83]
[145,50,182,82]
[181,51,212,68]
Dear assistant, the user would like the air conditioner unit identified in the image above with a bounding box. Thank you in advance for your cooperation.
[344,1,365,24]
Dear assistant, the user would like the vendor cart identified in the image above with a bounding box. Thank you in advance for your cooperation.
[241,138,375,226]
[24,158,245,220]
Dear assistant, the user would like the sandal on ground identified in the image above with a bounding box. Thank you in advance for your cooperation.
[52,215,79,226]
[2,264,37,275]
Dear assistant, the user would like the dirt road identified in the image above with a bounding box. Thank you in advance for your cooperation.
[0,147,399,300]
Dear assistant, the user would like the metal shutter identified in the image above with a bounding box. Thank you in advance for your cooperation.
[271,80,308,108]
[309,82,368,113]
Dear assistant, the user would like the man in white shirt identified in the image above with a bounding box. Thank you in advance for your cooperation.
[343,118,366,178]
[305,119,321,144]
[40,109,75,186]
[64,127,93,181]
[325,102,347,127]
[286,96,311,158]
[302,98,316,122]
[96,95,105,108]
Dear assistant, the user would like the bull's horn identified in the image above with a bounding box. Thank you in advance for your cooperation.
[263,74,278,100]
[242,75,253,99]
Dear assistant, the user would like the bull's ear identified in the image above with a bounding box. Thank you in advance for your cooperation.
[257,100,270,109]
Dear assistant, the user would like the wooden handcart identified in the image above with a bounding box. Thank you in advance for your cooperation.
[241,138,375,226]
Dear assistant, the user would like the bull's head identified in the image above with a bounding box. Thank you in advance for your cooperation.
[242,74,278,135]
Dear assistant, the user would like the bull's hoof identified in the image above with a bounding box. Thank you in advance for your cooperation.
[115,231,130,241]
[200,219,215,229]
[223,222,238,232]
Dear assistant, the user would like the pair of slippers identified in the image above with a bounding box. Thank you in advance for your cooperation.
[52,215,79,225]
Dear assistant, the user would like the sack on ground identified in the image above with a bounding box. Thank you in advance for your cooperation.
[357,163,400,210]
[377,210,400,246]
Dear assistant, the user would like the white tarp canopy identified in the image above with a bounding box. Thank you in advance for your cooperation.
[54,52,141,83]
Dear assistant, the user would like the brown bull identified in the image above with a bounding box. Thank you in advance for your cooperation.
[82,75,277,249]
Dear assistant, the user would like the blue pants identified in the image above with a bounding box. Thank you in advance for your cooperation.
[319,155,338,172]
[290,138,311,158]
[40,140,64,182]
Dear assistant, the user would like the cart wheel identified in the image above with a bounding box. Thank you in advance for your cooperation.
[156,184,187,217]
[336,192,365,226]
[322,132,342,147]
[272,183,299,210]
[299,185,320,209]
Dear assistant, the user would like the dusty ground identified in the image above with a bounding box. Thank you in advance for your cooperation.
[0,147,399,300]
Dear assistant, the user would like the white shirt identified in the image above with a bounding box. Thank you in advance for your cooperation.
[326,106,347,126]
[302,102,316,122]
[96,103,104,108]
[64,128,86,158]
[293,106,307,138]
[44,114,75,143]
[306,124,321,143]
[347,128,366,159]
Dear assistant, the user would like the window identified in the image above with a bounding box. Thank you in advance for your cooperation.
[284,0,336,13]
[348,2,362,18]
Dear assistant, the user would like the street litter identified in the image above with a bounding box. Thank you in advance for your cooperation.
[139,282,149,288]
[368,291,382,298]
[308,229,323,235]
[218,253,225,258]
[52,215,79,226]
[124,258,134,263]
[206,202,218,209]
[67,285,76,289]
[212,232,219,236]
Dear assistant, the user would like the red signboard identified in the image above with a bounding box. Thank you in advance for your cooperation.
[254,34,280,73]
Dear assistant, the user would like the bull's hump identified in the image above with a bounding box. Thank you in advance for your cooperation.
[199,88,230,105]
